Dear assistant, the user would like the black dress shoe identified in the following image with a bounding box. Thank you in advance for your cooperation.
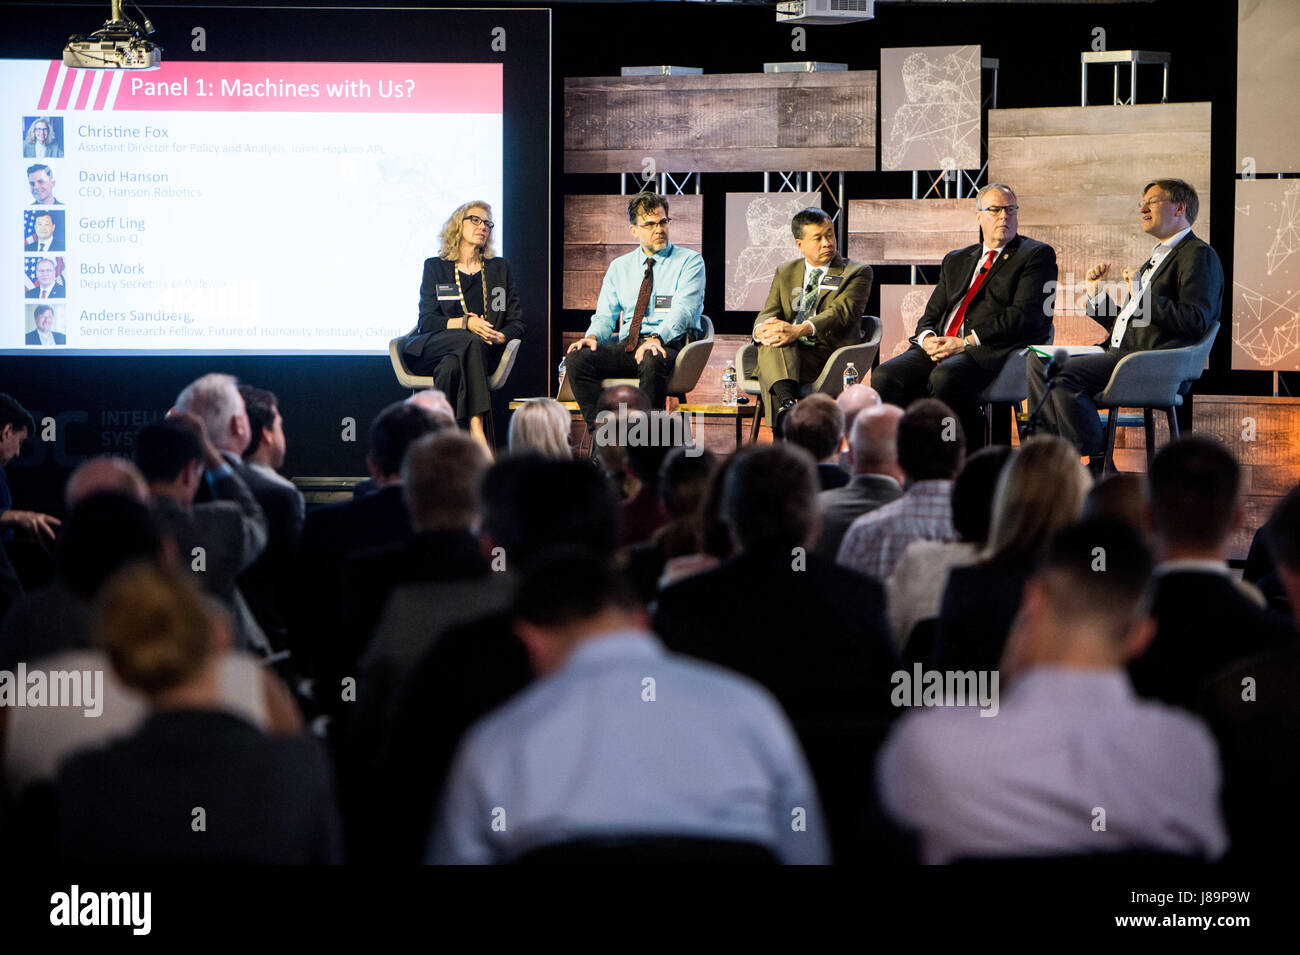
[774,397,798,439]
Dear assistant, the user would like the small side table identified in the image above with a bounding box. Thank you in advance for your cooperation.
[676,402,760,449]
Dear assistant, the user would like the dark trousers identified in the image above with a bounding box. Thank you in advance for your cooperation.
[566,335,685,426]
[406,329,505,425]
[1025,350,1121,457]
[871,346,997,449]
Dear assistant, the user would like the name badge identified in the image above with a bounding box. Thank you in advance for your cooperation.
[435,283,458,301]
[653,295,673,311]
[818,274,843,290]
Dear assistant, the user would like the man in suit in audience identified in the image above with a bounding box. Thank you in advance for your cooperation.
[1200,485,1300,862]
[564,192,705,427]
[873,183,1056,449]
[1028,178,1223,468]
[431,551,828,864]
[783,394,851,491]
[135,416,269,654]
[290,400,449,690]
[815,404,905,559]
[837,398,964,581]
[879,517,1227,863]
[751,207,874,433]
[1128,436,1294,707]
[231,384,305,651]
[360,457,618,863]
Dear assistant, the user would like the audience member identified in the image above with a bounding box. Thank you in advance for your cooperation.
[783,393,850,491]
[63,455,149,508]
[290,401,445,682]
[836,398,965,580]
[814,404,904,559]
[590,384,650,497]
[655,452,738,589]
[0,392,59,542]
[55,564,341,863]
[886,444,1011,650]
[932,436,1089,672]
[618,409,687,547]
[235,384,305,650]
[431,551,828,864]
[1083,472,1150,538]
[878,517,1227,863]
[508,397,573,459]
[1199,485,1300,862]
[135,416,269,654]
[836,383,881,437]
[620,447,718,603]
[1128,436,1294,707]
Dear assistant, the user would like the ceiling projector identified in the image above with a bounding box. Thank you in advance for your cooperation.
[63,1,161,70]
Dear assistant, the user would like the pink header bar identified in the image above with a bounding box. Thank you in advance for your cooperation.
[78,62,501,113]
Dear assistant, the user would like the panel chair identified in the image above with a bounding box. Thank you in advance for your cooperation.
[737,314,883,444]
[979,327,1055,447]
[1093,322,1219,476]
[595,315,716,405]
[388,336,522,446]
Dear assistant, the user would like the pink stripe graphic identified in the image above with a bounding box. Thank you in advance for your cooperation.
[55,67,76,110]
[36,60,60,110]
[94,71,115,110]
[75,71,96,110]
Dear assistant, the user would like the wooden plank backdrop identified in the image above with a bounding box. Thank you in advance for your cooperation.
[847,198,976,266]
[562,195,704,311]
[988,103,1212,346]
[564,72,877,174]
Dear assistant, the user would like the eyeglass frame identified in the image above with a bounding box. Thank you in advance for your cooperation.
[635,217,673,230]
[464,213,495,230]
[977,205,1019,217]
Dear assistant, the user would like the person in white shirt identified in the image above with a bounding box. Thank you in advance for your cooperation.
[430,551,829,864]
[877,516,1228,864]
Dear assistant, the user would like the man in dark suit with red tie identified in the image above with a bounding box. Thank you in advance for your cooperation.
[1027,178,1223,466]
[872,183,1057,448]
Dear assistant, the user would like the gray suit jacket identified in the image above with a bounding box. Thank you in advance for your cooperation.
[815,473,904,559]
[151,469,269,653]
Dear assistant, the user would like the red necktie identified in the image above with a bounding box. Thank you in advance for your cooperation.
[624,257,655,353]
[945,249,998,338]
[40,288,47,299]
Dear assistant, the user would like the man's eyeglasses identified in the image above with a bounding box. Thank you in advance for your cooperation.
[636,218,672,230]
[978,205,1018,217]
[1138,197,1170,210]
[465,214,494,229]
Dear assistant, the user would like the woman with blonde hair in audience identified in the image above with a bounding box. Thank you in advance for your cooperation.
[931,435,1091,671]
[54,563,342,863]
[508,397,572,459]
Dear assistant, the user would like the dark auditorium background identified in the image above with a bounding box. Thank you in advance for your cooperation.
[0,0,1266,518]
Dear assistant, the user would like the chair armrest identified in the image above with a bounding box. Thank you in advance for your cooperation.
[1094,323,1219,408]
[488,338,522,391]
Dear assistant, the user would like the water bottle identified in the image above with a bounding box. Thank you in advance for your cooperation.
[842,361,859,391]
[721,359,738,406]
[557,357,567,395]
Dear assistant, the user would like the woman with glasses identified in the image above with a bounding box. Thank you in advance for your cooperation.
[23,117,62,158]
[401,200,524,448]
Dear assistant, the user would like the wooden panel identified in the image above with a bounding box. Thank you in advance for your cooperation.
[564,72,876,173]
[989,103,1211,138]
[847,199,975,266]
[562,195,703,311]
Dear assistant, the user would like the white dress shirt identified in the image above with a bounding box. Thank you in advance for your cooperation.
[877,666,1228,863]
[916,245,1004,347]
[1095,227,1192,347]
[430,629,828,864]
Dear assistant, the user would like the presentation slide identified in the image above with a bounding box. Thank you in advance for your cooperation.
[9,59,502,353]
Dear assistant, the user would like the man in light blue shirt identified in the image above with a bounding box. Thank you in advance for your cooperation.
[565,192,705,427]
[429,552,827,864]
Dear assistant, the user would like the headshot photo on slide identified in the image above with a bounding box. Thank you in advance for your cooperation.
[24,208,65,253]
[22,116,63,158]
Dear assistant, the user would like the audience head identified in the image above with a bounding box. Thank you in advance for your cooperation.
[848,404,904,479]
[65,455,149,509]
[659,447,718,520]
[513,549,643,675]
[238,384,287,469]
[405,388,457,426]
[58,493,165,603]
[134,420,204,502]
[983,436,1090,566]
[721,444,819,552]
[367,401,446,483]
[593,385,653,483]
[401,431,490,534]
[837,383,881,437]
[624,413,689,487]
[508,397,572,459]
[950,445,1013,546]
[1085,472,1152,544]
[1006,517,1155,673]
[480,455,620,572]
[95,562,228,702]
[1147,436,1240,558]
[699,455,739,560]
[1266,485,1300,625]
[0,392,35,465]
[174,373,250,458]
[896,398,965,482]
[783,394,843,464]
